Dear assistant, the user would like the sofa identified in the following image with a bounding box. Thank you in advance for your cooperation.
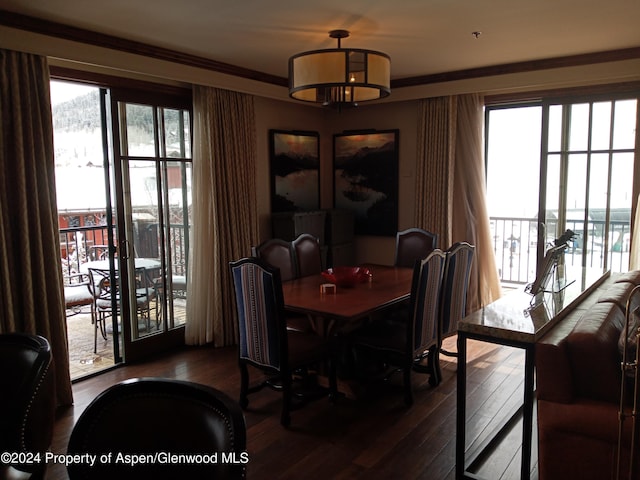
[536,271,640,480]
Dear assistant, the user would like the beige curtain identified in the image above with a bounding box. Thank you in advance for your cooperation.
[415,96,457,248]
[0,49,73,406]
[415,94,502,311]
[185,86,259,346]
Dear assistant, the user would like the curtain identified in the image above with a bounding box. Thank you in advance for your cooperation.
[185,86,259,346]
[415,96,457,248]
[415,94,502,311]
[0,49,73,406]
[452,94,502,310]
[631,194,640,270]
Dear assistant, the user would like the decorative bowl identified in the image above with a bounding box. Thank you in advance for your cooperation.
[321,266,371,287]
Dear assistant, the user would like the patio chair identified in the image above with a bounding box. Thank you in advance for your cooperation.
[64,272,95,318]
[88,266,156,352]
[229,257,338,426]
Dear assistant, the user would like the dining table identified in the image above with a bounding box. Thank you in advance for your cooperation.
[281,263,414,336]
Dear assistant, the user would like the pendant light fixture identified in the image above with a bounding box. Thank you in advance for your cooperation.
[288,30,391,108]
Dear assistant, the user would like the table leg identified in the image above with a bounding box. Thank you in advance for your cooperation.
[456,332,468,479]
[521,345,535,479]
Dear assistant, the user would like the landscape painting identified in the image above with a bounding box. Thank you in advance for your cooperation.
[333,130,399,236]
[270,130,320,212]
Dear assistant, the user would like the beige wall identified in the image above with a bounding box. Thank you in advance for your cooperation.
[3,25,639,264]
[254,97,420,265]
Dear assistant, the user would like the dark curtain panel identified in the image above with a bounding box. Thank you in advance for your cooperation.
[0,49,73,406]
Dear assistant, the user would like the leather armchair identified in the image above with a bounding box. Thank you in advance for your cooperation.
[67,378,247,479]
[0,333,56,479]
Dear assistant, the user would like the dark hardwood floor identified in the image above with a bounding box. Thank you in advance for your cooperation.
[44,336,536,480]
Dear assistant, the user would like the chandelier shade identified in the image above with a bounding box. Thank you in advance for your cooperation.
[288,31,391,107]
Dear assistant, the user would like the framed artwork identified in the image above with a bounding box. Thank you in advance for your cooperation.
[333,129,399,236]
[269,130,320,212]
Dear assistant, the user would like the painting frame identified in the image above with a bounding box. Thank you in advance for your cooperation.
[269,129,320,213]
[333,129,399,236]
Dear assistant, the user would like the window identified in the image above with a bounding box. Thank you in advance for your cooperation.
[486,94,638,286]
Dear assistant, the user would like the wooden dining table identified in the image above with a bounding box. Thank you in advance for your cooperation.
[281,263,414,335]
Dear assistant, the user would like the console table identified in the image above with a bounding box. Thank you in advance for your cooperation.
[455,271,611,480]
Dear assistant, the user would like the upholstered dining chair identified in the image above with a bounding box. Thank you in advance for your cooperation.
[353,249,446,405]
[66,378,247,480]
[252,238,310,332]
[439,242,475,357]
[229,257,337,426]
[0,333,55,480]
[292,233,323,277]
[252,238,297,281]
[394,228,438,268]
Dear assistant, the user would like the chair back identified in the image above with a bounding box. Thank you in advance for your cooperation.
[252,238,297,281]
[88,267,120,313]
[292,233,322,278]
[395,228,438,268]
[230,257,287,372]
[409,250,446,355]
[67,378,247,480]
[0,334,55,476]
[440,242,475,339]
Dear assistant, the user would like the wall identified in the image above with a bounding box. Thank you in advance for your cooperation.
[254,97,420,265]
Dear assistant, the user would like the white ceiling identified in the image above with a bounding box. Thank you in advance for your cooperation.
[1,0,639,82]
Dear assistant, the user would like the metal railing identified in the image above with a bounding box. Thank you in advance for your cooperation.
[490,216,631,285]
[60,223,188,283]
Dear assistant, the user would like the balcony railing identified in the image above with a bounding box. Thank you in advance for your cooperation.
[490,216,630,285]
[60,223,188,284]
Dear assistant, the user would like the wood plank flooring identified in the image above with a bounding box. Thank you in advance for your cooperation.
[44,336,537,480]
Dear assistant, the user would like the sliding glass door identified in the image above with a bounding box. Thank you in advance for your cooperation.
[54,79,192,377]
[109,90,192,362]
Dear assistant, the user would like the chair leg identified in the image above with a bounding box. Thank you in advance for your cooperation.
[403,366,413,407]
[239,364,249,409]
[280,374,292,427]
[328,358,338,402]
[428,345,441,387]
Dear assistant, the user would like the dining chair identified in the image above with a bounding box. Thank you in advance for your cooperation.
[292,233,323,277]
[0,333,55,480]
[252,238,298,281]
[394,228,438,268]
[439,242,475,357]
[229,257,337,427]
[353,249,446,405]
[66,378,247,480]
[252,238,310,332]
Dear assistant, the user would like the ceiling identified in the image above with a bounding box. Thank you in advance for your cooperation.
[1,0,639,84]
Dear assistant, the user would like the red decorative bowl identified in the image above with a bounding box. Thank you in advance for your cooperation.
[321,266,371,287]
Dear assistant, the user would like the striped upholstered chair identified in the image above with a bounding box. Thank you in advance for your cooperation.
[229,257,337,426]
[439,242,475,357]
[353,249,446,405]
